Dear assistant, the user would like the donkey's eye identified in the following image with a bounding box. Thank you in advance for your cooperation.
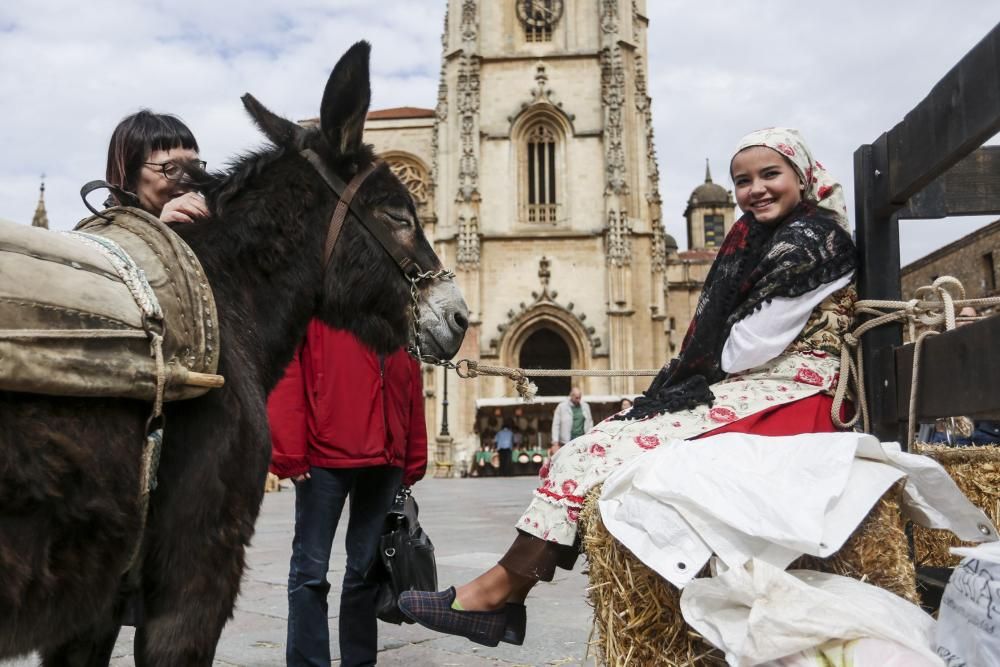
[383,207,413,226]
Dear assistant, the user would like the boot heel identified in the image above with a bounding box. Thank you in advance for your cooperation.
[502,602,526,645]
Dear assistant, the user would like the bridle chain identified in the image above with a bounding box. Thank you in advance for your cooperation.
[406,268,458,369]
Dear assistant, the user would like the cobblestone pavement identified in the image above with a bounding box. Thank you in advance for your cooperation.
[5,476,596,666]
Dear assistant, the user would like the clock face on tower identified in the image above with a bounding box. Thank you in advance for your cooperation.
[516,0,564,30]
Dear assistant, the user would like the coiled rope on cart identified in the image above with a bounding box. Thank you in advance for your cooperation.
[831,276,1000,445]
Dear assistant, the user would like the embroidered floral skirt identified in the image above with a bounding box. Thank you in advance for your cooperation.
[516,352,842,546]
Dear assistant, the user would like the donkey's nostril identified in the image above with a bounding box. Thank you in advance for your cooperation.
[452,311,469,332]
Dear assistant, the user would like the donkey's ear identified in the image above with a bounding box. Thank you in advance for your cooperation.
[320,41,371,156]
[242,93,305,148]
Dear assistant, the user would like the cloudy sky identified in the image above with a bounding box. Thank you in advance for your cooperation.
[1,1,997,265]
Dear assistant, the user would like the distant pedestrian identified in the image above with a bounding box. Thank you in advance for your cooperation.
[549,387,593,455]
[620,398,633,412]
[496,419,515,477]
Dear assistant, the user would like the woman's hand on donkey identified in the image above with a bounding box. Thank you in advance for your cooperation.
[160,192,208,224]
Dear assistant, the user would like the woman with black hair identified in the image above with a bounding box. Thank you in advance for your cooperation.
[104,109,208,223]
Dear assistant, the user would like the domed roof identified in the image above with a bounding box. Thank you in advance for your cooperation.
[663,231,678,250]
[688,160,731,206]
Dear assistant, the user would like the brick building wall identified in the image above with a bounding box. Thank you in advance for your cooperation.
[901,218,1000,315]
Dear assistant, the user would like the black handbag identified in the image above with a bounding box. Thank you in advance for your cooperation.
[368,486,438,624]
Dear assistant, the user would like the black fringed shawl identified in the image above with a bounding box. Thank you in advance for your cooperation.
[620,202,857,421]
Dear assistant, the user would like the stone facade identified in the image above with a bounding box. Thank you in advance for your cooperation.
[661,162,736,354]
[901,218,1000,315]
[363,1,730,466]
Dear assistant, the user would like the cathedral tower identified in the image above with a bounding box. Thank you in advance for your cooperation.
[683,160,734,250]
[364,1,669,464]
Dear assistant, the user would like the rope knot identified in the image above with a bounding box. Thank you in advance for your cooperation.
[455,359,478,379]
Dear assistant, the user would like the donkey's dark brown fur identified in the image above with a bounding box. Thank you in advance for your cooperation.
[0,42,465,666]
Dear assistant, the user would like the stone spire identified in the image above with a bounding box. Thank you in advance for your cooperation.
[704,158,712,183]
[32,178,49,229]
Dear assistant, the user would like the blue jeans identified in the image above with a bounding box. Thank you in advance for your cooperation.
[286,465,403,667]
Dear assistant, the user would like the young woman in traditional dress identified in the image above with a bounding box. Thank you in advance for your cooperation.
[398,127,859,647]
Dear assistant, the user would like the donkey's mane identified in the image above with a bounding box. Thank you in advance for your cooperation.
[191,134,378,219]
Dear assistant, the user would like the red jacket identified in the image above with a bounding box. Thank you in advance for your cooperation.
[268,321,428,486]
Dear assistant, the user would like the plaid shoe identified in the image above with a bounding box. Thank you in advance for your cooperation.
[397,587,506,647]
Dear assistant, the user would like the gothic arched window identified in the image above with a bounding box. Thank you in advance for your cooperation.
[525,123,558,224]
[385,155,430,212]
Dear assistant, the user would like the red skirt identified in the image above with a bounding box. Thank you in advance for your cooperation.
[695,394,850,439]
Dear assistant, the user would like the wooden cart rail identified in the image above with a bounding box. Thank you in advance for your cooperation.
[856,22,1000,444]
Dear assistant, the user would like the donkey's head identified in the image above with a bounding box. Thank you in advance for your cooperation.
[239,42,468,359]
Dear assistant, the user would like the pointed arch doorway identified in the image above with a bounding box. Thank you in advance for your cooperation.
[518,326,571,397]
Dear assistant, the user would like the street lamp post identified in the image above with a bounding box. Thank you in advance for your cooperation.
[434,367,455,477]
[440,366,450,436]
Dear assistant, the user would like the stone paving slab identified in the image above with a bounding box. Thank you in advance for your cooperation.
[4,476,597,666]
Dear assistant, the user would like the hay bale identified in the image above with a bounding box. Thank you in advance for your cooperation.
[792,488,918,604]
[912,443,1000,568]
[581,484,916,666]
[580,491,725,667]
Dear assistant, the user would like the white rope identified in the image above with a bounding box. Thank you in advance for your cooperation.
[453,360,660,401]
[63,231,162,321]
[832,275,1000,441]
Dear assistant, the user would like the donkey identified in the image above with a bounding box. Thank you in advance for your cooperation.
[0,41,468,666]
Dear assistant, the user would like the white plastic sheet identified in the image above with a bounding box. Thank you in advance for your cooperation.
[599,432,995,588]
[597,431,997,666]
[679,559,943,667]
[766,638,940,667]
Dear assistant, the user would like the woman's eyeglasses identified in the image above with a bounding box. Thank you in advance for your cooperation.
[144,159,207,181]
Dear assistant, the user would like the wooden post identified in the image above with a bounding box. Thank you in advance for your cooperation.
[854,141,904,445]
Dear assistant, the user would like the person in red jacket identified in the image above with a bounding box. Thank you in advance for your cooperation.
[268,322,427,667]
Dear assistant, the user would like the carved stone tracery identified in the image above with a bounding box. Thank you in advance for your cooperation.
[601,0,619,34]
[489,256,602,353]
[457,215,480,268]
[631,1,665,273]
[455,0,481,269]
[386,157,430,208]
[599,1,627,198]
[600,46,628,196]
[605,209,633,267]
[506,64,576,128]
[430,8,448,198]
[456,0,481,204]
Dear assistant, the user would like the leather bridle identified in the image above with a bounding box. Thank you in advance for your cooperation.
[299,149,456,362]
[300,149,426,278]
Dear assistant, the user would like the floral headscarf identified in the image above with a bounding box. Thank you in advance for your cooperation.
[732,127,850,231]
